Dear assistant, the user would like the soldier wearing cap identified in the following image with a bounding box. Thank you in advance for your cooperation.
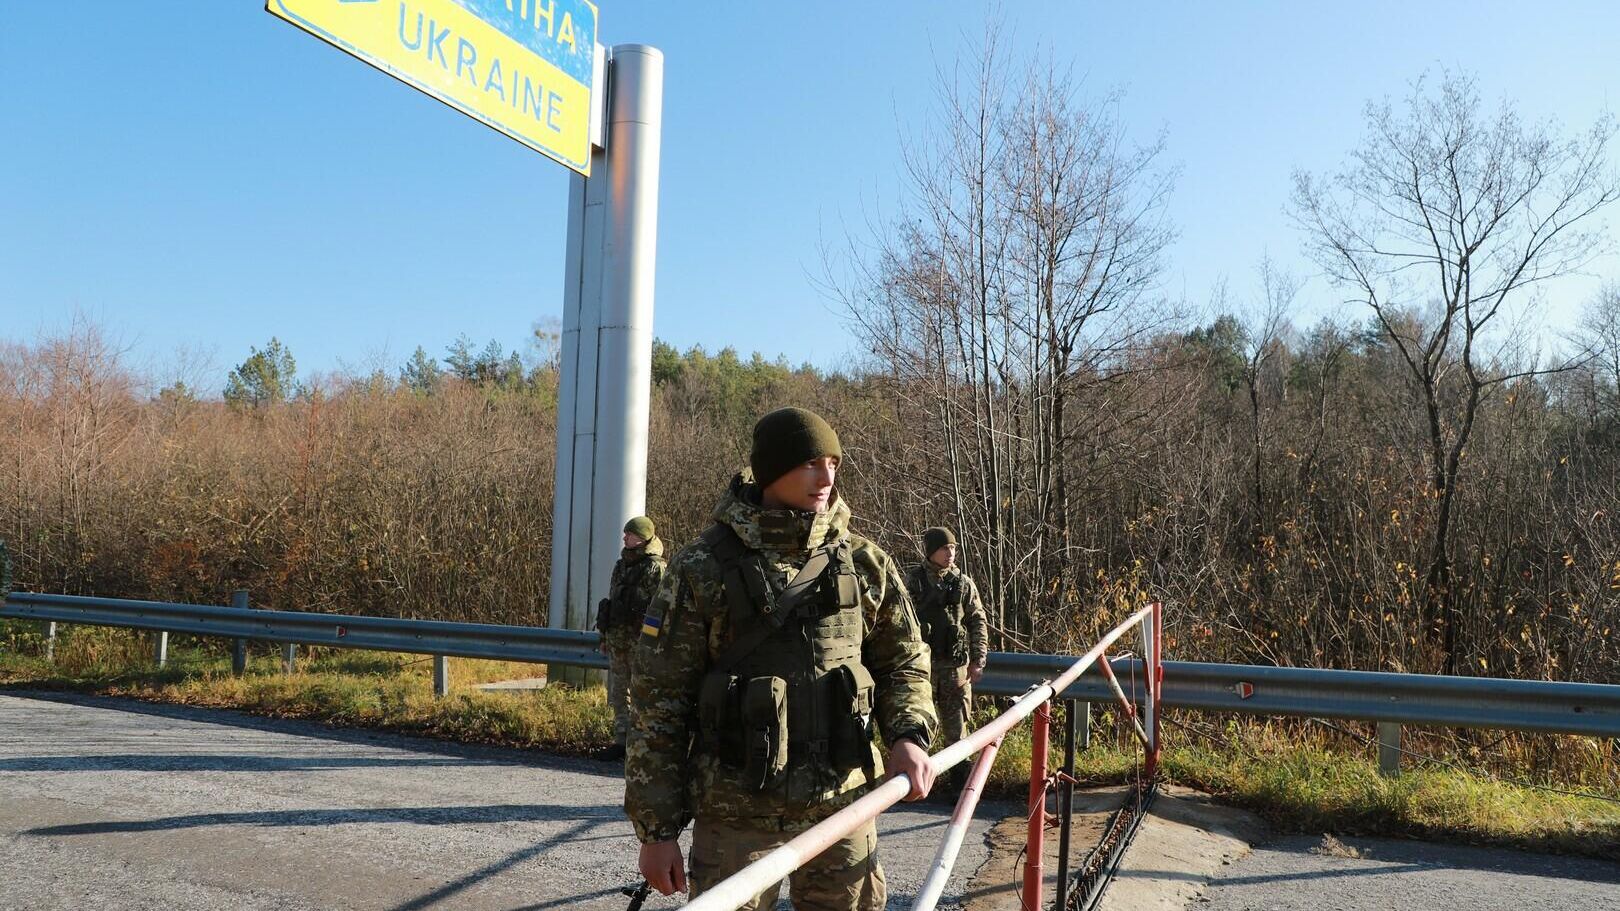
[626,406,938,911]
[596,515,667,761]
[905,527,988,758]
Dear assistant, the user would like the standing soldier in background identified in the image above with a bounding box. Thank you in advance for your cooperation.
[905,527,988,767]
[626,406,938,911]
[596,516,666,762]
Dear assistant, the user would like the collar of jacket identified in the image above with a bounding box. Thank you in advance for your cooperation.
[621,536,664,563]
[714,469,850,557]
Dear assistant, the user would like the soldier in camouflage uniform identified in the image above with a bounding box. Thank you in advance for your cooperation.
[595,516,667,761]
[904,528,988,759]
[627,407,939,911]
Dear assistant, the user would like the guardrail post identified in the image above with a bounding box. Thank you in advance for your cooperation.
[154,631,169,668]
[434,655,450,698]
[281,643,297,674]
[231,590,249,675]
[44,621,57,663]
[1377,722,1401,777]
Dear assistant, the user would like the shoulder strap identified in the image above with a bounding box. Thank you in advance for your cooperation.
[708,534,841,673]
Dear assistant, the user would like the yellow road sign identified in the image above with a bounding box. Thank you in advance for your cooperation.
[268,0,598,174]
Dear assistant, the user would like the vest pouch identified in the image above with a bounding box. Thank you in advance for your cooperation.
[835,572,860,609]
[699,671,743,765]
[829,663,876,770]
[741,676,788,790]
[594,598,612,634]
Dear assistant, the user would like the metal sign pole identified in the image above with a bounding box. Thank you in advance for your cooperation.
[548,45,663,686]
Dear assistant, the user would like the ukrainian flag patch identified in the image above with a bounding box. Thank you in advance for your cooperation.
[641,613,662,638]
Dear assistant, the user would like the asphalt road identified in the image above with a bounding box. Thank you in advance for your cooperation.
[0,691,1005,911]
[6,691,1618,911]
[1196,834,1620,910]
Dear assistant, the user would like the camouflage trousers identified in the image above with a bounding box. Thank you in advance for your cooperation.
[605,633,636,747]
[930,663,973,748]
[688,815,885,911]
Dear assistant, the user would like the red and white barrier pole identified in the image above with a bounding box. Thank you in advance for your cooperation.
[911,738,1003,911]
[681,604,1156,911]
[1023,700,1051,911]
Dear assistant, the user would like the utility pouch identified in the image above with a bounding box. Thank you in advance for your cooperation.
[741,676,789,790]
[595,598,612,634]
[829,663,876,770]
[698,671,741,763]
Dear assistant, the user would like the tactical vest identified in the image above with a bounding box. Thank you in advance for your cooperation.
[694,524,877,800]
[916,570,969,667]
[608,556,654,626]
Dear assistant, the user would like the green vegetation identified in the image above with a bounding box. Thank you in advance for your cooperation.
[3,632,1614,859]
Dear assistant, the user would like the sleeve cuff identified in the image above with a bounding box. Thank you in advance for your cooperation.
[633,820,687,844]
[889,728,932,751]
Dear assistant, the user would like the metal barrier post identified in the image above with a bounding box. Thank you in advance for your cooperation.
[1054,699,1078,911]
[45,621,57,663]
[1024,700,1050,911]
[230,590,249,675]
[434,655,450,698]
[1149,602,1163,778]
[154,631,169,668]
[282,643,297,674]
[1378,722,1401,777]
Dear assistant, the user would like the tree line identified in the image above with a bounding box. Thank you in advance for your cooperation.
[3,63,1618,687]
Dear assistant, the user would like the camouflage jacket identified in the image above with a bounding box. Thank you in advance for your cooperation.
[625,472,937,843]
[904,563,989,670]
[600,537,666,651]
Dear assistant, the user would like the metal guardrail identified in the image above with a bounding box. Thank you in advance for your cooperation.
[5,591,1619,739]
[0,592,606,671]
[978,653,1620,739]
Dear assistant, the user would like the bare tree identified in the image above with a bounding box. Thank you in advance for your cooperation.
[831,35,1174,645]
[1578,284,1620,414]
[1237,257,1298,539]
[1292,71,1620,672]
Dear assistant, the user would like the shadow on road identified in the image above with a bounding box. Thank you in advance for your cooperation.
[0,754,482,773]
[389,817,617,911]
[26,802,626,837]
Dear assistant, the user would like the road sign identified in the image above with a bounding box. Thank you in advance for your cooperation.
[268,0,599,174]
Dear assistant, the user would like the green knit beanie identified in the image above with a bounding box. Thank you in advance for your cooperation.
[750,407,842,490]
[922,527,956,557]
[623,516,656,540]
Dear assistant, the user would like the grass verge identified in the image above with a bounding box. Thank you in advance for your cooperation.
[2,627,1616,859]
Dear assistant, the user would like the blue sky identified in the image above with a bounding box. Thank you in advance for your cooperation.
[4,1,1618,390]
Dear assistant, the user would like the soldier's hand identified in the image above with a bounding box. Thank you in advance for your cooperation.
[887,738,935,801]
[968,664,985,684]
[639,839,687,895]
